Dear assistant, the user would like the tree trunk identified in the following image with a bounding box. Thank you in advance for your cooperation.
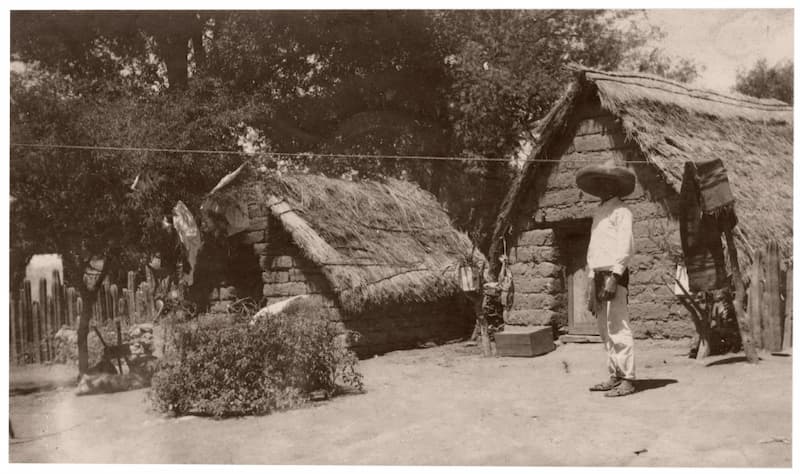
[191,14,206,70]
[724,230,758,363]
[77,288,95,374]
[163,36,189,91]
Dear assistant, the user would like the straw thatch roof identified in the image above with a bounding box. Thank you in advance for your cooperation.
[203,163,484,314]
[490,66,793,268]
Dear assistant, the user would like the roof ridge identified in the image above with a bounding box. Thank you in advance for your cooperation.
[593,75,793,114]
[569,64,791,110]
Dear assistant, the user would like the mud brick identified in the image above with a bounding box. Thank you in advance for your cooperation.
[512,277,563,294]
[531,262,561,278]
[271,256,295,269]
[505,309,558,326]
[252,243,269,256]
[262,271,289,284]
[513,293,562,311]
[495,325,555,357]
[571,132,628,153]
[517,229,555,247]
[262,282,309,297]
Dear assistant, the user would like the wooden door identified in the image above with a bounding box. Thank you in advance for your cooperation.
[566,233,598,335]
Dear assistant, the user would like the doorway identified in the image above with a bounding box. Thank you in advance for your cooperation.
[563,229,598,336]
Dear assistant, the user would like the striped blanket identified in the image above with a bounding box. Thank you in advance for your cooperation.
[679,160,735,292]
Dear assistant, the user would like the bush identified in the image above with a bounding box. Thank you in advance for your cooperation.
[149,301,363,417]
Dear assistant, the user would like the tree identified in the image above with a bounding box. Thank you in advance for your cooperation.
[10,10,205,92]
[621,47,703,83]
[11,9,697,283]
[734,59,793,104]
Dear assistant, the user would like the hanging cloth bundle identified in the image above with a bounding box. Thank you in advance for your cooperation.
[693,159,738,231]
[498,238,515,320]
[679,159,737,292]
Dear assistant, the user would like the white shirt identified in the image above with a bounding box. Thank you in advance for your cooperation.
[586,197,634,278]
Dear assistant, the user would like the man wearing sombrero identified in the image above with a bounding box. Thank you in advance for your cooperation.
[576,160,636,397]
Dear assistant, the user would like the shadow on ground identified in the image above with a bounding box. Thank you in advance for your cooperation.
[634,378,678,393]
[704,356,766,367]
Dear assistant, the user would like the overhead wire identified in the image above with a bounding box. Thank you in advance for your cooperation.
[10,142,661,164]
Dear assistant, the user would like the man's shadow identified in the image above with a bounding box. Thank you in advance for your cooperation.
[633,378,678,393]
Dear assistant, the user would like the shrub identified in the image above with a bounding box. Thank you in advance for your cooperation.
[149,301,363,417]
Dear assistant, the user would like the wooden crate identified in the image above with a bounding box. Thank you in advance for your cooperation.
[495,326,555,357]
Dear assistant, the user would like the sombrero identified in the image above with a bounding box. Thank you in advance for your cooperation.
[575,160,636,197]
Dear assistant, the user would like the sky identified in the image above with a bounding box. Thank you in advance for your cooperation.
[644,9,794,91]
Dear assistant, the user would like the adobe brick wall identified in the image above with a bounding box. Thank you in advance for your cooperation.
[506,99,693,339]
[505,228,564,328]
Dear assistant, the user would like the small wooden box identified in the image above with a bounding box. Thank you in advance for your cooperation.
[495,326,555,357]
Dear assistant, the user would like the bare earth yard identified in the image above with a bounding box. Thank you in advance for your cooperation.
[9,340,792,466]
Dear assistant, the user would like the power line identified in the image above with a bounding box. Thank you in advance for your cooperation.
[10,142,661,164]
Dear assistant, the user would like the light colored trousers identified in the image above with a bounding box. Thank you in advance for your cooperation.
[596,286,636,380]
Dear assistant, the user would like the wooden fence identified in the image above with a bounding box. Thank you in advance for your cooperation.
[9,270,160,365]
[747,241,792,353]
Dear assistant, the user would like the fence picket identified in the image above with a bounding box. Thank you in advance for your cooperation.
[748,251,764,349]
[18,288,27,362]
[67,287,76,326]
[110,284,119,321]
[52,270,62,328]
[76,297,83,328]
[31,301,42,363]
[39,278,51,361]
[127,271,136,323]
[784,267,793,351]
[24,280,33,358]
[11,298,18,363]
[763,241,782,352]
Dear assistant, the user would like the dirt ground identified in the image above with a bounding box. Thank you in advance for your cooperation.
[8,339,792,466]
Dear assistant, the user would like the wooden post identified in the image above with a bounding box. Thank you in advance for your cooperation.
[31,301,42,363]
[748,250,763,348]
[11,297,18,364]
[66,287,76,327]
[76,297,83,325]
[135,288,145,323]
[110,284,119,322]
[52,271,62,328]
[672,276,711,359]
[78,290,95,375]
[783,266,792,351]
[39,278,50,362]
[724,230,758,363]
[121,289,130,322]
[145,282,156,320]
[115,320,124,374]
[763,241,783,352]
[23,280,33,344]
[127,271,136,323]
[18,288,27,363]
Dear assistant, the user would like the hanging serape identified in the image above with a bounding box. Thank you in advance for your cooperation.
[679,160,734,292]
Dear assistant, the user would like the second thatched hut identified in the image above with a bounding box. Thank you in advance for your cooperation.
[192,163,484,356]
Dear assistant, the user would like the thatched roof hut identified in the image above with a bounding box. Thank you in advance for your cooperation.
[491,66,793,269]
[486,66,792,339]
[200,163,484,316]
